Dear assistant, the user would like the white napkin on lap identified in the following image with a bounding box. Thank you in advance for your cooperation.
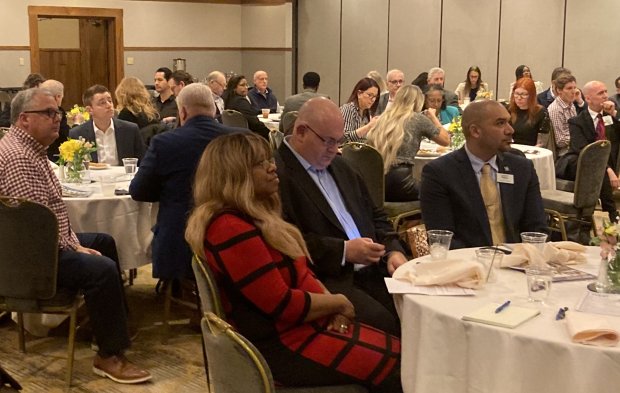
[565,312,619,347]
[393,260,485,289]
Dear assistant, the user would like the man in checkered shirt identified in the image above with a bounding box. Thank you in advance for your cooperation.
[0,88,151,384]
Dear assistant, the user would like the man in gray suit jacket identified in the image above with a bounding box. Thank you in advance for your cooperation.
[428,67,460,110]
[69,85,145,165]
[376,69,405,115]
[420,100,547,248]
[279,72,328,133]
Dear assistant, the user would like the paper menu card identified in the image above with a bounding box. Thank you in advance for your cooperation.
[462,303,540,329]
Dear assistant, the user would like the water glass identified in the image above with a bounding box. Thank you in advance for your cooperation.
[520,232,548,253]
[261,108,270,119]
[122,158,138,179]
[475,248,504,283]
[99,175,117,197]
[525,266,553,302]
[426,230,453,260]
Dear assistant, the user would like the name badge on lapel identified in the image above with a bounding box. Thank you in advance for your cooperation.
[497,173,514,184]
[603,115,614,126]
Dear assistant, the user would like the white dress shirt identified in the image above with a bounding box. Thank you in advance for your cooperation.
[94,120,118,165]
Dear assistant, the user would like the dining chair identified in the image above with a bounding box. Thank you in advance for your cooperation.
[541,140,611,241]
[280,110,298,135]
[201,312,368,393]
[0,91,11,112]
[0,196,82,388]
[269,130,284,152]
[341,142,420,231]
[0,364,21,392]
[222,109,249,129]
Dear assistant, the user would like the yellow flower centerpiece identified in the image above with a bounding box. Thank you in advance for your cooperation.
[476,90,494,101]
[57,137,97,183]
[66,105,90,127]
[590,220,620,293]
[448,116,465,149]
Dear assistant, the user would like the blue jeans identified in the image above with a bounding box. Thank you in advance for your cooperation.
[57,233,129,357]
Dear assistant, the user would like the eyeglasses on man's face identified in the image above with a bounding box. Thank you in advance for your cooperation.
[388,79,404,85]
[23,108,62,120]
[305,124,344,148]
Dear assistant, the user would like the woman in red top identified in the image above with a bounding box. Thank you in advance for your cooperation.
[185,133,401,392]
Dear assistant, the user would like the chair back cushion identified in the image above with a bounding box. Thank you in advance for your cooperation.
[280,111,298,136]
[202,312,274,393]
[192,255,225,318]
[341,143,384,208]
[222,110,249,129]
[0,197,59,304]
[574,140,611,209]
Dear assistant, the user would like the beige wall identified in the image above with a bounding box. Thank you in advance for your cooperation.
[0,0,292,98]
[298,0,620,105]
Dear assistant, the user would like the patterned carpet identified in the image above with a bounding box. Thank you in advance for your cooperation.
[0,266,208,392]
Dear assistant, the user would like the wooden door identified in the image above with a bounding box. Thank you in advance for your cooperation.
[79,19,110,92]
[39,48,82,109]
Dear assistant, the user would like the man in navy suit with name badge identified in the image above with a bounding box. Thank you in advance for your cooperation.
[420,100,547,248]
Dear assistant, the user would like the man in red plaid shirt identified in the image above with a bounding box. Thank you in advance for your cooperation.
[0,88,151,384]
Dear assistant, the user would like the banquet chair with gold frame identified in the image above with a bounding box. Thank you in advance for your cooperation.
[341,142,421,231]
[541,140,611,241]
[193,257,368,393]
[0,196,82,388]
[222,109,249,129]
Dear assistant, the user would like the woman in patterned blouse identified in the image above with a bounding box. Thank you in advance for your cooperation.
[340,77,381,143]
[185,133,402,392]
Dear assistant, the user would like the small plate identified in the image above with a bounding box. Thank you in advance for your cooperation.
[88,163,110,170]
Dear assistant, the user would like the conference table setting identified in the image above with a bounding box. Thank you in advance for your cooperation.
[53,163,155,272]
[257,112,281,131]
[414,140,556,191]
[387,243,620,393]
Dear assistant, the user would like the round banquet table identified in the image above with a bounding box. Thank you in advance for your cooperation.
[413,141,556,191]
[258,112,280,131]
[58,165,154,271]
[393,246,620,393]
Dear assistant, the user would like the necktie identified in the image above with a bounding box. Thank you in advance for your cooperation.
[596,113,606,141]
[480,164,506,245]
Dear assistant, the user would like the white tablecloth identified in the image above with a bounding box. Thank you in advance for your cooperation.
[413,141,556,191]
[60,166,154,271]
[511,143,556,191]
[258,113,280,131]
[394,247,620,393]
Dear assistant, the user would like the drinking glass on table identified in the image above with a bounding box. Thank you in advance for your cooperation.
[99,175,117,197]
[525,265,553,302]
[475,248,503,283]
[426,230,453,260]
[520,232,547,254]
[122,158,138,180]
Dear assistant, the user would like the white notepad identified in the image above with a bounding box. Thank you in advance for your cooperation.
[462,303,540,329]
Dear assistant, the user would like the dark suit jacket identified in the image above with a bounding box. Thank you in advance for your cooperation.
[567,109,620,173]
[275,142,404,279]
[225,94,270,140]
[375,92,390,115]
[69,118,146,165]
[129,115,247,279]
[420,148,547,249]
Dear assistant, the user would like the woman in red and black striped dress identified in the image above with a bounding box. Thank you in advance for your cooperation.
[186,133,401,392]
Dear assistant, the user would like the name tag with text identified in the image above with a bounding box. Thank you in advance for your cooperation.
[497,173,514,184]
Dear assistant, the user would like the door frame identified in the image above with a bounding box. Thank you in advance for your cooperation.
[28,6,124,91]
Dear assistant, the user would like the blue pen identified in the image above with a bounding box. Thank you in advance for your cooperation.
[495,300,511,313]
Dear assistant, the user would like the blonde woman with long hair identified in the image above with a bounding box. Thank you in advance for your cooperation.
[367,85,449,201]
[185,133,402,392]
[115,77,160,129]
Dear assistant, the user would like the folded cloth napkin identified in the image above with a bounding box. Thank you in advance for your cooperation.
[565,312,619,347]
[393,259,485,289]
[500,242,586,268]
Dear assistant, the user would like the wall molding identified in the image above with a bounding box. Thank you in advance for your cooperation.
[126,0,291,4]
[0,46,30,51]
[124,46,291,51]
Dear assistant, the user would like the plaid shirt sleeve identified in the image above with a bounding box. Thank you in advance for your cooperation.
[548,101,572,150]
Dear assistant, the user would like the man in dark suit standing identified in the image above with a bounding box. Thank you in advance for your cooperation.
[69,85,145,165]
[420,100,547,248]
[275,98,407,336]
[129,83,247,281]
[564,81,620,221]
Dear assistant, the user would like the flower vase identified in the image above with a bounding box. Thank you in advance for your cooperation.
[65,160,85,183]
[596,254,620,294]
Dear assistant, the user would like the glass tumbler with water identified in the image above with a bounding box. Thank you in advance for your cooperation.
[122,158,138,179]
[426,230,453,260]
[525,265,553,302]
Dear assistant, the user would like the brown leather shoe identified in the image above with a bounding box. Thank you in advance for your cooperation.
[93,354,152,384]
